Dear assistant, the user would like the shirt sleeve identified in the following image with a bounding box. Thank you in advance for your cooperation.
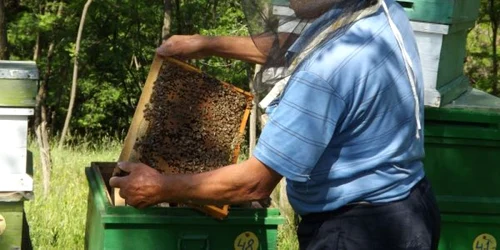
[254,71,346,182]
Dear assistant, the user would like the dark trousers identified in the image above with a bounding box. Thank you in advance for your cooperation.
[297,177,441,250]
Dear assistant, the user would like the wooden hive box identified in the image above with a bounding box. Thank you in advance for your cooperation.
[113,56,253,219]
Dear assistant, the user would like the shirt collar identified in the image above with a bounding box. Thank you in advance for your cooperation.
[287,7,344,56]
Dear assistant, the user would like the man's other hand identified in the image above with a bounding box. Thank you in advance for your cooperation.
[109,162,165,209]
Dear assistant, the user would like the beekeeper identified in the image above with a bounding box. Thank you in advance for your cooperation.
[110,0,441,249]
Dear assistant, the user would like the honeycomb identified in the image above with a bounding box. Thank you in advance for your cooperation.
[134,60,251,175]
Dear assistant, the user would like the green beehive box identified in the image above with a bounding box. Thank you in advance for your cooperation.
[85,163,284,250]
[0,60,38,107]
[428,27,469,91]
[397,0,480,25]
[0,202,24,250]
[400,0,481,106]
[423,88,500,214]
[439,213,500,250]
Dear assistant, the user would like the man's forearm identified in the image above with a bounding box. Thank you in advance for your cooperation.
[203,33,297,64]
[203,36,269,64]
[159,157,282,205]
[158,33,296,64]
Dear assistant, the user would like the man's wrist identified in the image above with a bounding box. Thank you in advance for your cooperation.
[200,35,216,55]
[158,174,174,203]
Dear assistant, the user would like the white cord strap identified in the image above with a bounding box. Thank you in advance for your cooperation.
[380,0,421,139]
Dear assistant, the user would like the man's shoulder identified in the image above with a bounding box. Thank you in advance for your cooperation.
[300,14,395,82]
[297,1,415,87]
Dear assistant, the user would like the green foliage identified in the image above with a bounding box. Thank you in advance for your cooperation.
[465,23,498,93]
[464,0,500,95]
[173,0,252,89]
[6,0,253,138]
[7,0,163,137]
[37,13,58,32]
[7,12,38,58]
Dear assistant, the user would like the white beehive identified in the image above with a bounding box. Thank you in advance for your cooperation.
[0,61,36,193]
[0,113,34,190]
[0,108,31,174]
[411,21,470,107]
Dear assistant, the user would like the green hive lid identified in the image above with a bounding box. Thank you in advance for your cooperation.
[0,60,39,80]
[446,88,500,109]
[426,88,500,124]
[272,0,289,6]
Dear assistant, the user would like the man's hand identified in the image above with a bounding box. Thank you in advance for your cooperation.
[156,35,210,60]
[109,157,282,207]
[109,162,165,209]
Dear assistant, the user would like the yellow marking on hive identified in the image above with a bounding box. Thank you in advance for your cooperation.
[473,233,497,250]
[234,231,259,250]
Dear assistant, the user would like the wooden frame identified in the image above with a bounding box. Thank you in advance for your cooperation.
[112,56,253,220]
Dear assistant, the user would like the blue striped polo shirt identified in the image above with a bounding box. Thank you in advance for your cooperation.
[253,0,425,215]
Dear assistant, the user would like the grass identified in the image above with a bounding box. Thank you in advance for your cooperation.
[25,137,298,249]
[26,138,122,250]
[273,181,300,250]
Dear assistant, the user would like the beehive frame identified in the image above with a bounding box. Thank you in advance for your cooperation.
[112,56,253,219]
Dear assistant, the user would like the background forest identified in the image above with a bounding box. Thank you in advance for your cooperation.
[1,0,498,142]
[2,0,251,140]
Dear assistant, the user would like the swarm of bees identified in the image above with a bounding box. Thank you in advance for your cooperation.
[134,61,251,175]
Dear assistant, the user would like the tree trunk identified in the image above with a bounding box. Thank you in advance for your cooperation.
[34,0,64,196]
[36,42,55,197]
[0,0,9,59]
[212,0,218,24]
[35,123,51,197]
[33,34,41,61]
[162,0,172,39]
[175,0,182,34]
[33,0,47,61]
[59,0,93,148]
